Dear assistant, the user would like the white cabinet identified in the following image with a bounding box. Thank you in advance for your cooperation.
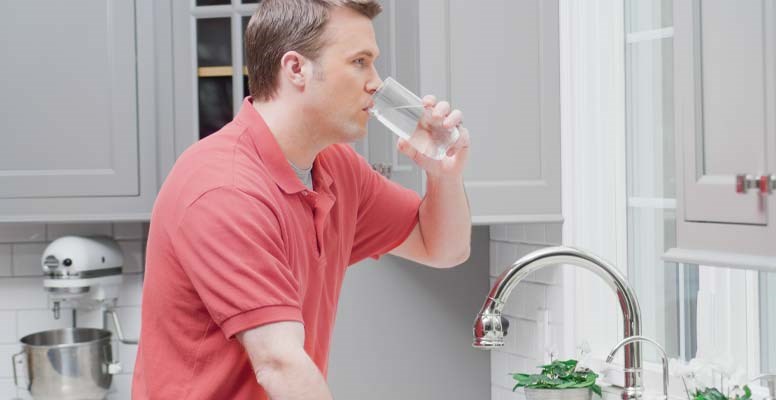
[360,0,425,194]
[666,0,776,267]
[0,0,167,222]
[413,0,562,224]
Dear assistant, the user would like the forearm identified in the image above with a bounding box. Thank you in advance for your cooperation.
[255,348,333,400]
[418,174,472,267]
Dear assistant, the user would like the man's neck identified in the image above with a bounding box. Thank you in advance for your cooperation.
[252,99,327,169]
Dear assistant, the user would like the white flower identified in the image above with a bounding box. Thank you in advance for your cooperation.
[669,358,694,378]
[727,368,748,390]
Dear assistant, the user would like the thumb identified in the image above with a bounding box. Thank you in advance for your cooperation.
[396,138,418,159]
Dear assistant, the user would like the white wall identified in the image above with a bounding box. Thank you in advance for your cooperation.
[488,223,565,400]
[0,222,146,400]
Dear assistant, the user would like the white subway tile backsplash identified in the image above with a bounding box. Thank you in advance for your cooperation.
[491,350,513,389]
[0,344,22,378]
[524,224,546,244]
[11,243,47,277]
[490,225,509,242]
[0,378,17,400]
[506,225,527,242]
[17,309,74,340]
[118,241,144,274]
[113,223,144,241]
[490,242,520,277]
[0,278,47,310]
[546,285,564,323]
[524,265,562,286]
[15,388,32,400]
[108,373,133,400]
[0,245,11,277]
[516,243,543,258]
[0,312,17,344]
[545,223,563,245]
[0,224,46,244]
[108,306,141,374]
[118,274,144,307]
[46,223,112,241]
[512,319,540,359]
[493,385,525,400]
[501,282,546,320]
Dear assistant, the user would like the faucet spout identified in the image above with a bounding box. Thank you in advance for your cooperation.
[608,336,669,400]
[473,246,643,400]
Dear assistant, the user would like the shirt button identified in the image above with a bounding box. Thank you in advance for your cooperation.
[302,191,308,196]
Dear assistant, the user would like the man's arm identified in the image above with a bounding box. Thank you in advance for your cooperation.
[389,175,471,268]
[390,97,472,269]
[237,321,333,400]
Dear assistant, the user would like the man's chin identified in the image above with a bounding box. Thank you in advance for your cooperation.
[340,123,368,142]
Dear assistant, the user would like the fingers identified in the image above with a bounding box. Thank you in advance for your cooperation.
[432,101,451,119]
[446,126,471,157]
[443,109,463,129]
[422,95,437,108]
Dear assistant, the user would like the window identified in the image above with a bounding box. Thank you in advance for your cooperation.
[763,273,776,372]
[624,0,771,378]
[624,0,696,363]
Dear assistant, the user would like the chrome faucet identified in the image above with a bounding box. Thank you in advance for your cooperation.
[473,246,643,400]
[608,336,669,400]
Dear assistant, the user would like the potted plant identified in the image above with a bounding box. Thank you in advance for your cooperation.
[670,358,752,400]
[511,359,603,400]
[688,386,751,400]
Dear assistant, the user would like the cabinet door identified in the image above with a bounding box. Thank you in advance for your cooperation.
[364,0,423,194]
[670,0,776,261]
[418,0,562,224]
[676,0,773,224]
[0,0,139,198]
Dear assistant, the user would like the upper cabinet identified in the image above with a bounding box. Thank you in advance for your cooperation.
[416,0,562,224]
[667,0,776,267]
[0,0,166,222]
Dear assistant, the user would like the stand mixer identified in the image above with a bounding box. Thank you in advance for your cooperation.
[41,235,137,344]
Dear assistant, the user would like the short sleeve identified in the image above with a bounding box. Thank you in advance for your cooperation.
[348,155,422,265]
[172,186,303,340]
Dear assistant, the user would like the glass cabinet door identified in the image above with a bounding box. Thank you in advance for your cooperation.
[197,17,233,138]
[182,2,259,140]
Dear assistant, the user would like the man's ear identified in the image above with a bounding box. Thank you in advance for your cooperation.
[279,51,308,89]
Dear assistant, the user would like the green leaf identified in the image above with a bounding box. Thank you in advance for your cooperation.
[512,359,599,391]
[591,384,602,397]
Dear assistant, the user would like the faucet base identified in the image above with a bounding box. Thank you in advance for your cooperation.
[471,339,504,349]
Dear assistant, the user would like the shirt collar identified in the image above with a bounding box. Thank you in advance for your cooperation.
[235,97,333,194]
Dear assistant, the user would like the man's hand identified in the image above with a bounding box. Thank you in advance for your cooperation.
[237,321,334,400]
[389,94,472,269]
[396,95,470,178]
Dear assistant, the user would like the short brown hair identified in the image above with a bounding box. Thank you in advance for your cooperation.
[245,0,382,101]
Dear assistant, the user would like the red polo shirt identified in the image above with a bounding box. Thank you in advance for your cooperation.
[132,98,421,399]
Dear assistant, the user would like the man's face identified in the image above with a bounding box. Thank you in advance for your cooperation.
[302,7,382,143]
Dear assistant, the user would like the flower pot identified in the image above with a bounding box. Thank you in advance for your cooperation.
[524,387,593,400]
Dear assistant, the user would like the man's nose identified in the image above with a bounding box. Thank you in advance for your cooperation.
[366,74,383,95]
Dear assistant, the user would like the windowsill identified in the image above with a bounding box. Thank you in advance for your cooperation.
[664,247,776,272]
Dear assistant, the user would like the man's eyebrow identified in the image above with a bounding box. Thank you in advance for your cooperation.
[349,49,379,59]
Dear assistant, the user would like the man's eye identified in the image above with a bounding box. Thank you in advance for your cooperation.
[354,58,366,66]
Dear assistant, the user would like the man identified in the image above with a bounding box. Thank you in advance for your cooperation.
[132,0,471,398]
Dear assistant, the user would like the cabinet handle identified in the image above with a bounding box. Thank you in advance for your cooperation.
[736,174,775,194]
[371,163,392,179]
